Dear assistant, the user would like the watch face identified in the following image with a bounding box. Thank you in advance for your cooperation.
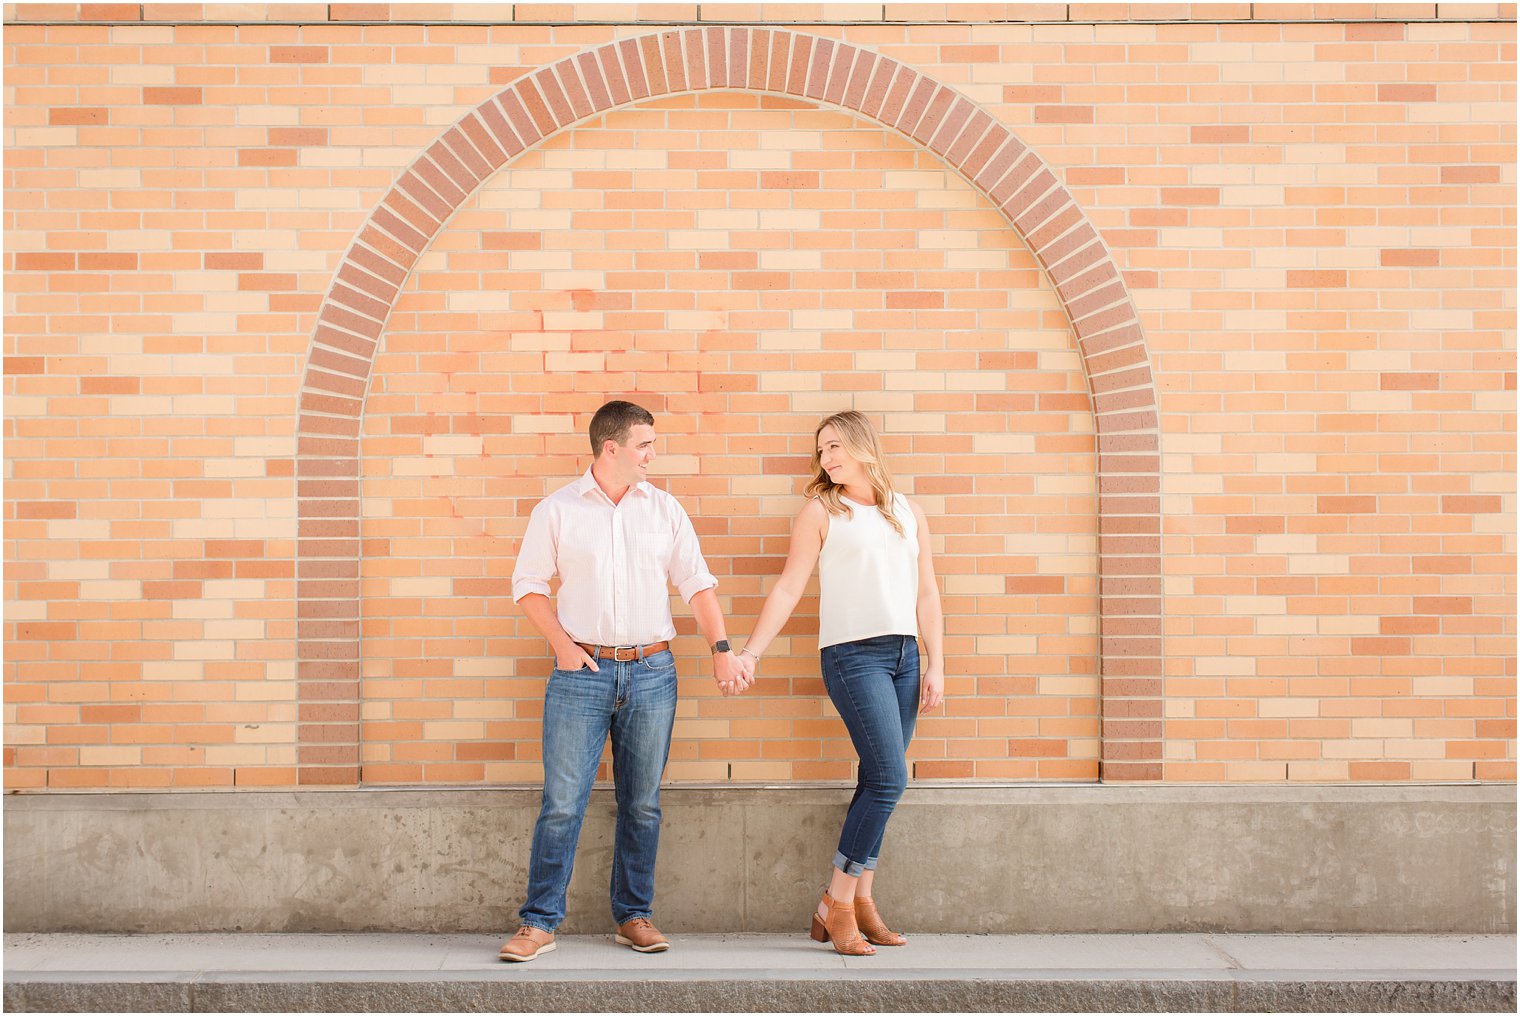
[712,640,731,654]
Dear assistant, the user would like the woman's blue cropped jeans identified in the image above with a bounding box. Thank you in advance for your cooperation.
[820,634,920,877]
[518,649,677,932]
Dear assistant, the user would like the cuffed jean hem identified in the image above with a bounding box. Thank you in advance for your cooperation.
[612,910,653,926]
[520,921,556,934]
[833,850,880,877]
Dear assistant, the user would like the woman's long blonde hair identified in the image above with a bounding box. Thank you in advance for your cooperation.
[804,410,906,538]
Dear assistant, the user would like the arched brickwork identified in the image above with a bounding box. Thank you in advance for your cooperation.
[294,27,1163,786]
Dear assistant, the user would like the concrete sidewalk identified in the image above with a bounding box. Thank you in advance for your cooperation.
[4,931,1515,1012]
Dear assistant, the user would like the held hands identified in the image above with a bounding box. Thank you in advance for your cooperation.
[734,649,757,687]
[712,650,753,697]
[919,664,945,713]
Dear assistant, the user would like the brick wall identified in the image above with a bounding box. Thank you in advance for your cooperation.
[4,4,1514,789]
[360,93,1100,784]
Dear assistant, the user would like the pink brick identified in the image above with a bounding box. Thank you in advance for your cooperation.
[476,100,523,158]
[620,37,651,100]
[746,28,769,89]
[456,113,508,170]
[910,85,954,144]
[785,32,812,95]
[492,91,538,149]
[704,27,726,89]
[664,29,689,92]
[640,31,667,94]
[822,41,854,105]
[861,55,898,119]
[429,135,484,193]
[511,81,554,137]
[805,37,832,98]
[727,26,748,89]
[683,27,707,89]
[944,107,993,167]
[596,45,630,107]
[897,76,936,134]
[555,61,593,120]
[880,66,917,126]
[395,172,451,222]
[532,67,574,126]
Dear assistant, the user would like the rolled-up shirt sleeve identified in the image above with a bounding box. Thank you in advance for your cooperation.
[511,501,557,603]
[668,506,717,603]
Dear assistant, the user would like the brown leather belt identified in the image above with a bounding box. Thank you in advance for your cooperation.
[574,641,670,663]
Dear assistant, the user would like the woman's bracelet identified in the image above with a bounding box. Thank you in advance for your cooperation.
[739,646,760,661]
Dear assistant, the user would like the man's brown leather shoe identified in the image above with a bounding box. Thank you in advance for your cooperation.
[499,925,556,962]
[614,917,670,953]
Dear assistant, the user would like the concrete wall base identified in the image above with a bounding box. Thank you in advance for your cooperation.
[4,784,1514,934]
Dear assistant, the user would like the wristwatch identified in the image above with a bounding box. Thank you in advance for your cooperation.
[710,639,731,655]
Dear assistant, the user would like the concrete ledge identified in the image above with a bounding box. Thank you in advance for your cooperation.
[4,785,1515,934]
[8,978,1515,1013]
[4,932,1516,1013]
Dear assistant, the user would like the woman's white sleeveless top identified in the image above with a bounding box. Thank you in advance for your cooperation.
[817,492,919,650]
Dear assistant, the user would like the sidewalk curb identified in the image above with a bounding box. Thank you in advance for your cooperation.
[6,974,1516,1013]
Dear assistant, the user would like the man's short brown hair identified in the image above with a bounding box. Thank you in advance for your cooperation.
[589,400,655,455]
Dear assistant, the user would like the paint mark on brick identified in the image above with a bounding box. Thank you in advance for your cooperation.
[80,4,138,20]
[143,86,201,104]
[1161,187,1219,205]
[49,107,107,125]
[330,4,391,20]
[15,252,75,271]
[1443,165,1499,184]
[1317,495,1377,513]
[1378,83,1435,102]
[1035,105,1092,123]
[239,148,298,167]
[271,46,329,63]
[1443,495,1502,514]
[77,252,137,270]
[1004,85,1065,104]
[1287,270,1347,288]
[1381,248,1439,267]
[760,171,818,188]
[205,252,264,270]
[1380,372,1440,390]
[482,232,541,250]
[239,273,298,291]
[1191,124,1249,144]
[269,127,328,146]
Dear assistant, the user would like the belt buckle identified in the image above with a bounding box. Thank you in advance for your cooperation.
[614,645,638,662]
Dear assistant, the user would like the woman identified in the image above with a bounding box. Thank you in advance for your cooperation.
[737,410,945,955]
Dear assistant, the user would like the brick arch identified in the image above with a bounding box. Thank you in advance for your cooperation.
[294,27,1163,786]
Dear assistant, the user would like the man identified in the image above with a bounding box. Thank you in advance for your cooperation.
[500,400,748,962]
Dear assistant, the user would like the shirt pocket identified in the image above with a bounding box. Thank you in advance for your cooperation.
[627,523,674,574]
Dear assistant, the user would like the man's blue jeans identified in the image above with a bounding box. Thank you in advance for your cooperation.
[820,634,920,877]
[518,649,678,932]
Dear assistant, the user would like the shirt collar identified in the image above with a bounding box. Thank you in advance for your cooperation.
[576,468,649,502]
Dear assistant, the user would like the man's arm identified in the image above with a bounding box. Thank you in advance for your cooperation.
[689,587,746,696]
[518,593,597,672]
[666,501,747,695]
[511,499,596,672]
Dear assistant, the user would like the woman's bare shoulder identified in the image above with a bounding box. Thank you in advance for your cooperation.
[798,496,829,521]
[795,495,832,537]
